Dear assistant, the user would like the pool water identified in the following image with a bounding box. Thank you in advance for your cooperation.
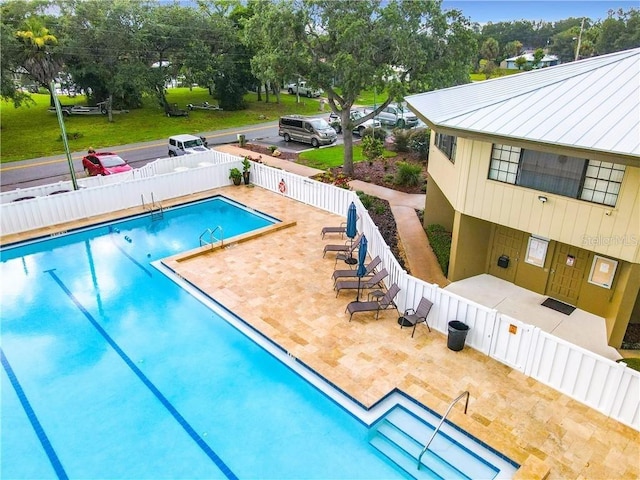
[1,197,404,479]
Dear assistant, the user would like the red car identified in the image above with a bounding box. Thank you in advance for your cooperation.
[82,152,132,176]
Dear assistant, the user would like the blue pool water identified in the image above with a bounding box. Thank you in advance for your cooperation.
[1,196,516,479]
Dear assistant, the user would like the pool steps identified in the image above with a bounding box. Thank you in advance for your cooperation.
[369,405,498,480]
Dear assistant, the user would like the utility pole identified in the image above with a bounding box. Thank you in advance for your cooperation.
[50,80,79,190]
[575,18,585,61]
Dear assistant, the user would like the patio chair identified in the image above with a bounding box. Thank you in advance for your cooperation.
[322,233,361,258]
[332,256,382,284]
[321,215,360,239]
[334,268,388,297]
[321,225,346,238]
[400,297,434,337]
[346,283,400,322]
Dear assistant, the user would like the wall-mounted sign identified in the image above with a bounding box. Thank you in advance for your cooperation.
[525,236,549,267]
[588,255,618,289]
[566,255,575,267]
[509,324,518,335]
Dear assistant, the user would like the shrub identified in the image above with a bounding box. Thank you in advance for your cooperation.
[356,191,388,215]
[395,161,423,187]
[361,135,384,165]
[383,173,394,184]
[392,128,411,152]
[426,224,451,276]
[409,128,431,160]
[361,126,386,142]
[268,145,278,153]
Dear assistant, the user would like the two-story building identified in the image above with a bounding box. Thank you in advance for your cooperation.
[406,48,640,348]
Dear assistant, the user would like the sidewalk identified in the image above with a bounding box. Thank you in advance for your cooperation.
[216,145,448,287]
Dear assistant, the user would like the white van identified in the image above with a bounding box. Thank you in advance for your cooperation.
[278,115,337,148]
[168,134,209,156]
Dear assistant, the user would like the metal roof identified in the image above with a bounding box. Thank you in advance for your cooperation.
[406,48,640,159]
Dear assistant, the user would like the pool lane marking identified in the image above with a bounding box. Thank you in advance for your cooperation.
[45,269,238,480]
[1,348,69,480]
[109,236,153,277]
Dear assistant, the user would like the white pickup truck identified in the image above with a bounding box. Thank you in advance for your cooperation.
[286,81,323,98]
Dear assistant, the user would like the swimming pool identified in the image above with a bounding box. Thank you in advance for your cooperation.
[1,196,517,479]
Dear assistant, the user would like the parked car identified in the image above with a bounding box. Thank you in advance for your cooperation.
[279,115,337,147]
[286,81,323,98]
[168,134,209,156]
[363,102,419,129]
[328,110,382,136]
[82,152,132,176]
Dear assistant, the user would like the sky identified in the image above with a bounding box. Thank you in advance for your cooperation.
[442,0,639,23]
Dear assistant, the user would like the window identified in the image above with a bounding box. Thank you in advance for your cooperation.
[435,133,457,163]
[488,144,520,183]
[488,144,625,207]
[580,160,625,206]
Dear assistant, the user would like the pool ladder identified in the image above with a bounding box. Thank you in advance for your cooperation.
[199,226,224,248]
[142,193,164,221]
[417,391,469,470]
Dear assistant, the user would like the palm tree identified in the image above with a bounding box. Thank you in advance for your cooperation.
[15,17,63,106]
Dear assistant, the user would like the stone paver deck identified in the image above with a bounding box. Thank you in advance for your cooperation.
[164,185,639,480]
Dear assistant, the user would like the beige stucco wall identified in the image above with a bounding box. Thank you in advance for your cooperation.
[448,213,492,281]
[427,137,640,264]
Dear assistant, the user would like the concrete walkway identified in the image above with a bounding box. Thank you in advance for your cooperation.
[216,145,448,287]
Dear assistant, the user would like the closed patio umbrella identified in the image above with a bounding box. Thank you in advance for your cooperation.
[345,202,358,265]
[355,235,368,302]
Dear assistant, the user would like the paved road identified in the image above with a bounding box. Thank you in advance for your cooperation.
[1,119,333,192]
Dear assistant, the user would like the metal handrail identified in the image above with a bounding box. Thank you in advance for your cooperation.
[141,192,163,220]
[417,391,469,469]
[199,226,223,247]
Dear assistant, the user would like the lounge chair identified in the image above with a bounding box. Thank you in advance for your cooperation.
[346,283,400,321]
[332,256,382,284]
[400,297,434,337]
[322,233,362,258]
[334,268,388,297]
[321,223,347,238]
[321,215,359,238]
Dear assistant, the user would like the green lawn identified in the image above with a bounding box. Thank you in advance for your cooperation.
[0,88,322,163]
[298,143,396,170]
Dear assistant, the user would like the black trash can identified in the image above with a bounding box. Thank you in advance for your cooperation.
[447,321,469,351]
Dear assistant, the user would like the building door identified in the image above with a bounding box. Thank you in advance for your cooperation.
[488,226,524,283]
[545,243,588,305]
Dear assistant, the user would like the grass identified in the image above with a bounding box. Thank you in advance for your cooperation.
[618,357,640,372]
[0,87,322,163]
[298,144,396,170]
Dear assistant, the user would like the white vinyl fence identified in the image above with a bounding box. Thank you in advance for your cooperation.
[2,151,638,431]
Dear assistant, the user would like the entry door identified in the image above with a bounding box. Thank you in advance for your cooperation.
[545,243,588,305]
[488,226,524,283]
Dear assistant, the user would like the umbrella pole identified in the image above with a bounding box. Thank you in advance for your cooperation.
[356,277,361,302]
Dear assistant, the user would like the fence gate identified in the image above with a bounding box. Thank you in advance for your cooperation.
[490,314,536,372]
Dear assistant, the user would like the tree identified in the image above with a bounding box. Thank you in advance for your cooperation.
[14,16,63,106]
[479,37,499,78]
[532,48,544,68]
[0,0,53,106]
[514,56,527,70]
[58,0,150,117]
[246,0,476,175]
[480,37,499,63]
[596,9,640,55]
[503,40,522,58]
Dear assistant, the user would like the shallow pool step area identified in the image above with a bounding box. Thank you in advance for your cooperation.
[369,405,513,480]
